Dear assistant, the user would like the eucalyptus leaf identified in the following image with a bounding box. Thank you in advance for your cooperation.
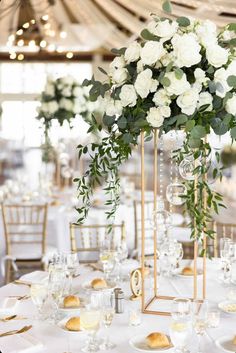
[161,77,171,87]
[228,23,236,32]
[140,29,159,41]
[191,125,206,139]
[176,114,188,127]
[227,75,236,88]
[185,120,195,131]
[176,16,190,27]
[174,68,184,79]
[162,0,172,13]
[117,116,127,129]
[231,126,236,139]
[103,115,115,126]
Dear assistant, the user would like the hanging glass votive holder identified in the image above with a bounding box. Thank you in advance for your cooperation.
[179,155,201,180]
[166,182,187,206]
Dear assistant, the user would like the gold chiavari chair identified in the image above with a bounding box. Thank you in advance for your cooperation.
[1,203,53,283]
[69,222,126,263]
[209,221,236,257]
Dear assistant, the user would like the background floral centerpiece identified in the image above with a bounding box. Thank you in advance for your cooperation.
[76,8,236,242]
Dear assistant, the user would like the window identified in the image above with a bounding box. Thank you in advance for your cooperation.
[0,62,92,147]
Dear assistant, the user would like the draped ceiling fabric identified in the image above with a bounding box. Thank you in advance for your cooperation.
[0,0,235,54]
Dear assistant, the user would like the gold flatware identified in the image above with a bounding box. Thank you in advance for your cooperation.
[9,295,30,301]
[72,273,80,278]
[13,280,31,287]
[0,315,17,322]
[86,263,103,272]
[0,325,32,338]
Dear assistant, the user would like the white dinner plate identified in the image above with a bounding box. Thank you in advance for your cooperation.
[129,334,173,352]
[218,301,236,315]
[57,317,84,335]
[82,280,116,292]
[215,335,236,352]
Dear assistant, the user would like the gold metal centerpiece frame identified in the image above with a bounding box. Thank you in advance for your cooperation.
[140,129,207,316]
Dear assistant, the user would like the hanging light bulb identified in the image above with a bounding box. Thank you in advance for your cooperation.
[41,14,49,21]
[30,19,36,24]
[16,29,23,36]
[17,39,24,47]
[40,40,47,48]
[9,52,17,60]
[66,52,73,59]
[23,22,30,29]
[8,34,15,42]
[17,53,24,61]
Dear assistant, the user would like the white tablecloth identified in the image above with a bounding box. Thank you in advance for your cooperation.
[0,259,234,353]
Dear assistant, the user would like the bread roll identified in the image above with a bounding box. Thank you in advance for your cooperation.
[63,295,80,308]
[146,332,170,348]
[91,278,107,289]
[233,336,236,345]
[181,266,194,275]
[65,317,80,331]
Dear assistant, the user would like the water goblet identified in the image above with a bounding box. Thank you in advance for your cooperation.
[30,282,48,319]
[169,319,192,353]
[100,292,116,350]
[80,307,101,353]
[192,299,208,353]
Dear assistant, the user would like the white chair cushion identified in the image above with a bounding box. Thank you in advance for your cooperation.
[10,244,57,260]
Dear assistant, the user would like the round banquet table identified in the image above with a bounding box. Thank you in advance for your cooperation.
[0,258,234,353]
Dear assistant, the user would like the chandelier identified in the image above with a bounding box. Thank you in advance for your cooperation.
[2,0,73,60]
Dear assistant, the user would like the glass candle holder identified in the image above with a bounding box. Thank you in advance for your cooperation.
[128,308,142,326]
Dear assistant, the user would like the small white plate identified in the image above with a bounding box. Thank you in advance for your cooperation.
[59,298,86,314]
[129,334,173,352]
[0,298,19,316]
[218,301,236,314]
[57,317,84,334]
[82,280,116,292]
[215,335,236,352]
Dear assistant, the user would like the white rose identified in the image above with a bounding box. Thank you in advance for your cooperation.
[146,106,170,128]
[177,89,199,115]
[73,86,83,97]
[206,45,229,68]
[41,102,49,113]
[45,82,54,96]
[214,68,232,98]
[47,101,58,114]
[194,68,209,85]
[125,41,140,63]
[137,60,143,73]
[62,86,71,97]
[227,60,236,76]
[140,41,166,66]
[109,56,125,73]
[119,84,137,107]
[197,92,213,111]
[59,98,74,111]
[112,68,128,85]
[165,72,190,96]
[135,69,158,98]
[147,19,178,41]
[195,20,217,47]
[105,98,123,116]
[153,89,171,106]
[61,76,74,85]
[225,93,236,116]
[172,33,201,68]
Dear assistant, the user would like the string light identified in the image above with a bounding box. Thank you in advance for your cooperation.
[17,54,24,61]
[28,40,36,47]
[16,29,23,36]
[41,14,49,21]
[23,22,30,29]
[17,39,24,47]
[40,40,47,48]
[66,52,73,59]
[60,31,67,39]
[9,52,17,60]
[30,19,36,24]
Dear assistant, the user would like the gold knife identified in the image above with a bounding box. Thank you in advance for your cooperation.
[0,325,32,337]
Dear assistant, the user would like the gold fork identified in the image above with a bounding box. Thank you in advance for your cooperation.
[0,315,17,322]
[0,325,32,338]
[8,295,30,301]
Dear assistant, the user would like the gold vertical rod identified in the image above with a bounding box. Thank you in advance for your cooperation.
[202,137,207,299]
[153,129,158,296]
[141,130,146,312]
[193,156,198,300]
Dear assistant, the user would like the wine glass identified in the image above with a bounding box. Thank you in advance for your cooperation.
[100,292,116,350]
[171,298,191,320]
[99,249,115,280]
[48,266,66,305]
[65,252,79,292]
[220,238,233,283]
[80,307,101,352]
[192,300,208,353]
[114,240,128,282]
[30,283,48,319]
[169,319,192,353]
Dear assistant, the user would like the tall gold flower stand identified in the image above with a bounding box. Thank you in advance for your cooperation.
[140,129,207,316]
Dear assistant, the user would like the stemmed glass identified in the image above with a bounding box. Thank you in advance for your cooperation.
[220,238,233,283]
[65,252,79,292]
[30,282,48,319]
[99,249,115,280]
[171,298,191,320]
[80,306,101,353]
[192,300,208,353]
[114,240,128,282]
[100,291,116,350]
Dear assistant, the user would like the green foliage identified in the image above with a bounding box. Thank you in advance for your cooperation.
[162,0,172,13]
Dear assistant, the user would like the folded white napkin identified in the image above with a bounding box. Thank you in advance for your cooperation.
[19,271,48,285]
[0,298,18,315]
[0,333,43,353]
